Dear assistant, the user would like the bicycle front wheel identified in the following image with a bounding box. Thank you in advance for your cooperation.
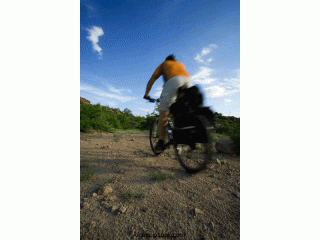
[175,115,214,174]
[149,117,163,155]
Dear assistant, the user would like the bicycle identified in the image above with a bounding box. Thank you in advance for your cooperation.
[145,85,215,174]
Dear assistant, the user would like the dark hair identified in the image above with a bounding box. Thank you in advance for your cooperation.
[165,54,176,61]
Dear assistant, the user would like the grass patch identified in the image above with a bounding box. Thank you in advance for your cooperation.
[113,134,120,142]
[212,133,230,144]
[136,149,150,157]
[92,178,115,190]
[151,170,173,182]
[162,151,174,158]
[80,171,95,181]
[80,163,89,169]
[115,129,148,135]
[122,189,148,201]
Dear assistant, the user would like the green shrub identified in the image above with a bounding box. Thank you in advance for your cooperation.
[139,114,157,130]
[214,114,240,150]
[122,189,148,200]
[80,114,92,132]
[79,99,240,145]
[80,102,152,132]
[230,132,240,150]
[80,171,95,181]
[111,115,122,129]
[80,103,112,132]
[151,170,173,182]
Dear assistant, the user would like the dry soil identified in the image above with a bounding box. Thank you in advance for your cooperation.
[80,131,240,240]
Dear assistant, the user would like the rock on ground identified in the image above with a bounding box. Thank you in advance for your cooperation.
[111,206,118,212]
[98,185,113,196]
[216,158,221,165]
[104,195,117,201]
[83,202,90,209]
[194,208,203,215]
[118,206,126,214]
[215,139,237,154]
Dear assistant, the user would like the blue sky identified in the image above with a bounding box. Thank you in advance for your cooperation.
[80,0,240,117]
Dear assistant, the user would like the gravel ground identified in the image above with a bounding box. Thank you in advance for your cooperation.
[80,131,240,240]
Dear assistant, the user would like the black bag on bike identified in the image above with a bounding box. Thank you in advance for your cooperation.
[170,85,215,144]
[172,114,209,144]
[170,84,216,126]
[172,113,197,144]
[170,85,203,116]
[194,106,216,128]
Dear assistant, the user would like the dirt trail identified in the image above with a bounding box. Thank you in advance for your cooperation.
[80,131,240,240]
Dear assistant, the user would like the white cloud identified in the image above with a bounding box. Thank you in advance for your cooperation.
[108,86,133,95]
[80,85,135,102]
[154,86,163,97]
[192,66,217,85]
[236,68,240,78]
[137,107,154,117]
[138,108,153,113]
[191,46,240,117]
[193,66,212,78]
[194,54,205,64]
[204,86,227,98]
[194,44,218,64]
[204,86,239,98]
[133,107,154,117]
[86,26,104,58]
[223,77,240,89]
[108,86,122,94]
[201,46,212,55]
[191,66,240,98]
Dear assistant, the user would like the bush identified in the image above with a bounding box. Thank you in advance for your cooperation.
[106,113,122,129]
[80,102,152,132]
[80,103,112,132]
[214,114,240,150]
[80,113,92,132]
[79,99,241,148]
[230,132,240,150]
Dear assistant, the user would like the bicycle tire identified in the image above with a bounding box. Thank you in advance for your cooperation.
[174,115,214,174]
[149,117,163,155]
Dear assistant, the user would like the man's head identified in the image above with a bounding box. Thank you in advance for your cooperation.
[165,54,176,61]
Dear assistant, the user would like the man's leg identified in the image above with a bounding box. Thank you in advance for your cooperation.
[158,109,170,141]
[155,75,190,151]
[154,109,169,151]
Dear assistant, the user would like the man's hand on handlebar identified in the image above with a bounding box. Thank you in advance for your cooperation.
[143,95,160,103]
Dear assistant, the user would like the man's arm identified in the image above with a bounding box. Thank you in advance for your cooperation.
[144,75,158,98]
[144,63,163,98]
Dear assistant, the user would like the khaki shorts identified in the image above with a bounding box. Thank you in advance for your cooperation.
[159,76,191,111]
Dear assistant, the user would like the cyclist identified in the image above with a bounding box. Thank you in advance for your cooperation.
[144,54,191,151]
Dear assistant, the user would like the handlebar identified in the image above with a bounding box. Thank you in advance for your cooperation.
[144,96,160,103]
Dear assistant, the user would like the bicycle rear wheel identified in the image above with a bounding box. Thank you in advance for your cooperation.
[149,117,163,155]
[175,115,214,174]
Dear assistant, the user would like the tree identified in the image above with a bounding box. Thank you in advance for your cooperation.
[123,108,132,115]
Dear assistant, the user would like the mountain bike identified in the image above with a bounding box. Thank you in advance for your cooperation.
[146,86,215,174]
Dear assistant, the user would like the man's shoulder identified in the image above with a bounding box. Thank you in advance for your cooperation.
[164,60,183,65]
